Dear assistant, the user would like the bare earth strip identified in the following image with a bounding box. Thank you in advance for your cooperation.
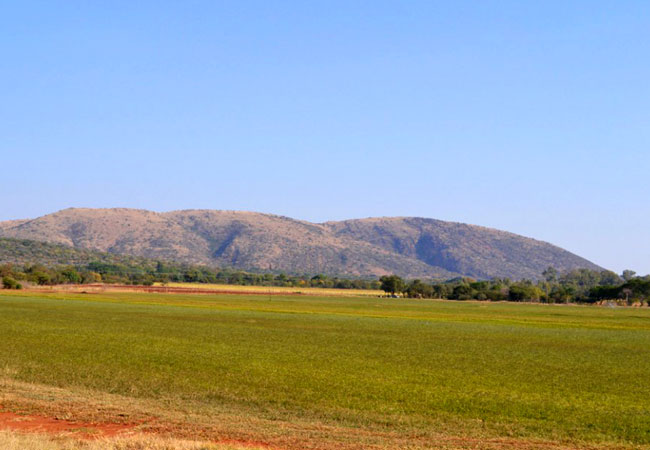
[27,283,384,298]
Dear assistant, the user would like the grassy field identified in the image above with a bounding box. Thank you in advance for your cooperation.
[0,290,649,449]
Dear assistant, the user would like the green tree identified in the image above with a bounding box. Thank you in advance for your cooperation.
[451,283,474,300]
[599,270,621,285]
[380,275,404,295]
[622,270,637,282]
[542,266,558,283]
[508,283,543,302]
[32,271,51,285]
[405,279,432,298]
[60,267,82,284]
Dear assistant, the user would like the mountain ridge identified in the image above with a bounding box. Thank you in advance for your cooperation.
[0,208,603,279]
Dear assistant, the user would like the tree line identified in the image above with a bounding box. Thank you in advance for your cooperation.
[2,253,648,305]
[0,261,381,291]
[380,267,650,304]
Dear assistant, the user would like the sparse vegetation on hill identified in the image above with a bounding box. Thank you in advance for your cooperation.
[326,216,602,279]
[0,208,603,280]
[0,238,381,290]
[0,237,156,267]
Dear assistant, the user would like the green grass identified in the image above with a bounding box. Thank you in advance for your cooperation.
[1,290,649,447]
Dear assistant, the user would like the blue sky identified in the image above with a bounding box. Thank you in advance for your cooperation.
[1,1,648,275]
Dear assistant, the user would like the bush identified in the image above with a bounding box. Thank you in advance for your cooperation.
[30,271,51,285]
[508,283,543,302]
[2,277,22,289]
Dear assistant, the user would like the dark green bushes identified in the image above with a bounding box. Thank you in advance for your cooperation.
[2,276,22,289]
[385,269,650,304]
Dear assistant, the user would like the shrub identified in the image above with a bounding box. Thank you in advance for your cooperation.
[509,283,543,302]
[2,277,22,289]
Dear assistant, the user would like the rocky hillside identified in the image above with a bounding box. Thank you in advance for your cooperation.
[0,208,602,279]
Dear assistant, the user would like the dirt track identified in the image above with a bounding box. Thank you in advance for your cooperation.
[0,409,137,439]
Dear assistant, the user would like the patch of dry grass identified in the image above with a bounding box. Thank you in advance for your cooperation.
[0,376,632,450]
[29,282,383,297]
[153,282,384,297]
[0,430,259,450]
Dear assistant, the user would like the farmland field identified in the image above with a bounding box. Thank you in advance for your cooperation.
[0,290,649,449]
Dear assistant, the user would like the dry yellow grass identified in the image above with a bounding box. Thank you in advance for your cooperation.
[154,282,384,297]
[28,282,383,297]
[1,372,627,450]
[0,376,422,450]
[0,431,260,450]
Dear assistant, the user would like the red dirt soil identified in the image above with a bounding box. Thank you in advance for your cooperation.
[0,409,137,439]
[0,408,273,448]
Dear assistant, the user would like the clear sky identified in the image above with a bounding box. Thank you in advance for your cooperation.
[1,1,648,275]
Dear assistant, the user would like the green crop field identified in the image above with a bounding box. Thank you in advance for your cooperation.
[0,290,649,449]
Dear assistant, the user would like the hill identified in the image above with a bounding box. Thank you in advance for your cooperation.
[0,208,603,279]
[323,217,601,279]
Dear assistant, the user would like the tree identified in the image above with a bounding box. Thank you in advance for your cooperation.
[542,266,558,283]
[622,270,637,282]
[32,271,51,285]
[310,274,328,287]
[380,275,404,295]
[549,284,576,303]
[589,285,621,302]
[60,267,82,284]
[599,270,621,286]
[623,278,650,303]
[451,283,474,300]
[405,279,432,298]
[509,283,543,302]
[81,271,102,283]
[0,264,15,278]
[621,288,633,304]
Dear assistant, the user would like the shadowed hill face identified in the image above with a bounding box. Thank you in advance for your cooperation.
[0,208,602,279]
[323,217,602,279]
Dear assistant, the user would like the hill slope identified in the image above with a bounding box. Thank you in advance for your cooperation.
[0,208,602,279]
[324,217,601,279]
[0,237,163,268]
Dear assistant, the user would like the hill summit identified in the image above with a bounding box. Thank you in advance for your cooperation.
[0,208,602,279]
